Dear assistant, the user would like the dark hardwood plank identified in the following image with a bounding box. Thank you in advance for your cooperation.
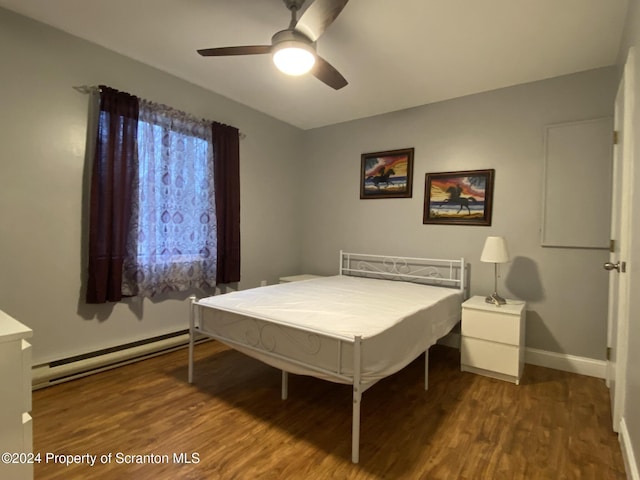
[32,341,626,479]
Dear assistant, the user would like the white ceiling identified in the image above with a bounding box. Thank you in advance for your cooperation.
[0,0,629,130]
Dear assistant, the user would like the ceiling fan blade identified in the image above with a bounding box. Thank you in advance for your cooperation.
[311,55,348,90]
[197,45,272,57]
[295,0,349,42]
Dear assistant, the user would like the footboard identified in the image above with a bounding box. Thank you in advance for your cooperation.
[188,298,370,463]
[189,300,362,386]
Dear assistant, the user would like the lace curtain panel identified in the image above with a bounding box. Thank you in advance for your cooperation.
[121,100,217,297]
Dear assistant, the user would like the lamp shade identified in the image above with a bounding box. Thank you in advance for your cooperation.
[272,41,316,76]
[480,236,510,263]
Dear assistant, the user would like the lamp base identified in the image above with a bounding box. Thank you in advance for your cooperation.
[485,292,507,306]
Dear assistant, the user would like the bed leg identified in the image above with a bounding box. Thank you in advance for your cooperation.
[281,371,289,400]
[424,349,429,391]
[352,335,362,464]
[188,296,196,384]
[352,387,361,464]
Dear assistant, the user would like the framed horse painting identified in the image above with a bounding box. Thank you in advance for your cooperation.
[360,148,414,199]
[423,169,495,225]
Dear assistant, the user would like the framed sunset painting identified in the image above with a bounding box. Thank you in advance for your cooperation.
[423,169,495,225]
[360,148,414,199]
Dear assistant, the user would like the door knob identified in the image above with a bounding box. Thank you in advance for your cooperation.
[604,261,626,273]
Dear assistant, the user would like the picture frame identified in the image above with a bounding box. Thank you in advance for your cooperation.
[423,169,495,226]
[360,148,414,199]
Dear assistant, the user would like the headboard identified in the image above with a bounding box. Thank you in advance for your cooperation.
[339,250,468,297]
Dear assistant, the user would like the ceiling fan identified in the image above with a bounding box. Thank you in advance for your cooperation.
[197,0,349,90]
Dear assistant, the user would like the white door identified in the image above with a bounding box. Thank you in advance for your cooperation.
[606,48,634,432]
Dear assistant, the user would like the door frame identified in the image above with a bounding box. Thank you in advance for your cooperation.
[607,47,635,432]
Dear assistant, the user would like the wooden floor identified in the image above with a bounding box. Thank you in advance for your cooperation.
[32,341,626,479]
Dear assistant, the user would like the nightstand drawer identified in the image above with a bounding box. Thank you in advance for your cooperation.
[461,337,519,377]
[461,308,520,345]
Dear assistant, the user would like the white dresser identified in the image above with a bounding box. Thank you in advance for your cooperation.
[0,310,33,480]
[460,296,526,384]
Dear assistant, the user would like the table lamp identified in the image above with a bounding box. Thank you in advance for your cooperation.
[481,236,510,305]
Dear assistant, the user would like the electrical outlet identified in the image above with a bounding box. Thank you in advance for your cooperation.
[260,280,267,287]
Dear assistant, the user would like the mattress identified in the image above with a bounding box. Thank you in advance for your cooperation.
[196,275,462,384]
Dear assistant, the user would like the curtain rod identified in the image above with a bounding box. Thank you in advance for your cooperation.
[72,85,246,139]
[73,85,101,94]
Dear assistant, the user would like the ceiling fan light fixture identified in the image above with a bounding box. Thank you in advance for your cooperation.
[197,0,349,89]
[272,41,316,76]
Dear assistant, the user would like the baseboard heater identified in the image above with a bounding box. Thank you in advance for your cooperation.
[32,330,204,390]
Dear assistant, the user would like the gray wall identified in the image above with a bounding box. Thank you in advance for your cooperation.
[617,0,640,469]
[0,8,304,365]
[0,5,627,437]
[299,68,617,361]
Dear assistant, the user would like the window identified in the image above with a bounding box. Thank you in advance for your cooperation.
[86,86,240,304]
[122,102,217,297]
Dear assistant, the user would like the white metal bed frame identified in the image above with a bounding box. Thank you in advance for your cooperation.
[188,251,467,463]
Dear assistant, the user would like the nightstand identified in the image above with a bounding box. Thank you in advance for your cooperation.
[278,274,323,283]
[460,295,526,384]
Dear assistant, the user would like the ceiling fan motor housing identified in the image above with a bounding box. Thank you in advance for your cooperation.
[271,29,316,50]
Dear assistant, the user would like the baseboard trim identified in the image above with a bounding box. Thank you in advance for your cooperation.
[437,333,607,379]
[524,347,606,379]
[32,331,208,389]
[619,417,640,480]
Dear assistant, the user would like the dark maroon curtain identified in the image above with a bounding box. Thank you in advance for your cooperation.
[86,86,139,303]
[212,122,241,284]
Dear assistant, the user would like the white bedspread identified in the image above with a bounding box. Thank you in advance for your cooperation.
[197,275,462,383]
